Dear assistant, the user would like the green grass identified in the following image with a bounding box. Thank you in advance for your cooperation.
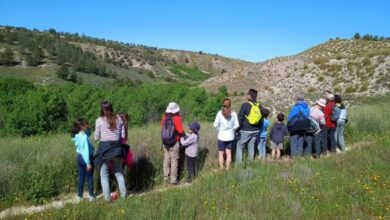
[169,65,210,82]
[1,96,390,219]
[0,66,60,85]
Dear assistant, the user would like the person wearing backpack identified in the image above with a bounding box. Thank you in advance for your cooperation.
[287,93,310,157]
[236,89,264,163]
[161,102,184,185]
[322,93,337,154]
[305,99,326,158]
[334,95,348,152]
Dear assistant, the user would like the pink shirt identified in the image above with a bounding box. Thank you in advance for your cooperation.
[310,106,326,125]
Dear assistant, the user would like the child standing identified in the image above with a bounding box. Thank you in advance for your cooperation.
[269,113,289,160]
[180,121,201,184]
[71,118,95,202]
[257,109,270,160]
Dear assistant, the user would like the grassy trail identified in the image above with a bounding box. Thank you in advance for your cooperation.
[1,138,388,219]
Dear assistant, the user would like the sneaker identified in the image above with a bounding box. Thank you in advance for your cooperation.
[75,196,83,203]
[89,196,95,202]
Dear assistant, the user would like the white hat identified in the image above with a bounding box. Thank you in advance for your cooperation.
[316,98,326,107]
[166,102,180,114]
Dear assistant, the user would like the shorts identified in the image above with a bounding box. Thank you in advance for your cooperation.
[217,140,234,151]
[270,141,283,150]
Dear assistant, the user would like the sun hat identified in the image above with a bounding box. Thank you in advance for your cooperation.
[316,98,326,107]
[188,121,201,134]
[166,102,180,114]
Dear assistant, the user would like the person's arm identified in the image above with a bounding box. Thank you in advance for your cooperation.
[269,125,274,138]
[238,103,247,129]
[319,111,326,125]
[80,134,91,165]
[180,134,196,146]
[287,107,296,122]
[175,116,184,137]
[119,119,125,140]
[283,125,289,136]
[94,118,101,141]
[233,112,240,130]
[213,111,221,130]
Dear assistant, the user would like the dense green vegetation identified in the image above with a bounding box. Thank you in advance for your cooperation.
[0,78,227,137]
[0,95,389,219]
[169,64,210,81]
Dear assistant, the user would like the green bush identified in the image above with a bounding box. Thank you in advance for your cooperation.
[0,78,225,136]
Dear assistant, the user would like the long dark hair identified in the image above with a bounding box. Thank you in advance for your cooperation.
[118,112,129,139]
[100,101,117,130]
[71,118,88,137]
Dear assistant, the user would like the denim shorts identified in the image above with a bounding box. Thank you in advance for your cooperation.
[218,140,233,151]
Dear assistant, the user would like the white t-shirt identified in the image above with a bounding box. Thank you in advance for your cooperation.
[213,110,239,141]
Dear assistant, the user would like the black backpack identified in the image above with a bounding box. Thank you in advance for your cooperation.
[161,116,176,146]
[287,111,311,132]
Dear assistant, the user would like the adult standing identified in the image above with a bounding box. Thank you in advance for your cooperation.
[213,98,239,170]
[161,102,184,184]
[334,94,348,152]
[236,89,264,163]
[287,93,310,157]
[94,101,127,201]
[322,93,337,154]
[305,99,326,158]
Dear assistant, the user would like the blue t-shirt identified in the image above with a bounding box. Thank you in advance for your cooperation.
[259,119,270,138]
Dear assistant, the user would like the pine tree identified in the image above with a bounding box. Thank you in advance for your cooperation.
[353,33,361,39]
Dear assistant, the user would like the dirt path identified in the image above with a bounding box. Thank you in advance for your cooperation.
[0,141,370,219]
[0,181,192,219]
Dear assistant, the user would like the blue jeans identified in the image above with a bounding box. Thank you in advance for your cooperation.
[290,134,304,157]
[236,131,258,163]
[257,137,267,160]
[304,133,322,158]
[335,119,346,151]
[77,154,94,198]
[100,157,127,201]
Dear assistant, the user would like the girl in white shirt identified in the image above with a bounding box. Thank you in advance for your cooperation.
[213,99,239,170]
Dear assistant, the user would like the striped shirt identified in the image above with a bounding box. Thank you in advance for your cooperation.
[94,117,125,142]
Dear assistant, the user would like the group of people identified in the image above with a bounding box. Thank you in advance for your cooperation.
[71,88,348,202]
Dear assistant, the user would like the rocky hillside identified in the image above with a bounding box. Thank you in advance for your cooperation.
[202,39,390,110]
[0,26,248,86]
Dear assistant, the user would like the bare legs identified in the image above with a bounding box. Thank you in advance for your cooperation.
[218,149,232,170]
[271,149,281,159]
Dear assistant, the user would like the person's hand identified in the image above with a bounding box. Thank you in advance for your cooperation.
[87,164,92,171]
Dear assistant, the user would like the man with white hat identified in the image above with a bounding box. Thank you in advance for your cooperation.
[161,102,184,185]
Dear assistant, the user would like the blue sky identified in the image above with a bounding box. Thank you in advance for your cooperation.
[1,0,389,62]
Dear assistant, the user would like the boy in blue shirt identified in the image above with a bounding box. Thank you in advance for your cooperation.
[257,109,270,160]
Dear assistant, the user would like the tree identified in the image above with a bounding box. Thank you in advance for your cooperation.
[48,28,57,35]
[26,46,42,66]
[56,65,69,80]
[353,33,361,39]
[0,47,15,65]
